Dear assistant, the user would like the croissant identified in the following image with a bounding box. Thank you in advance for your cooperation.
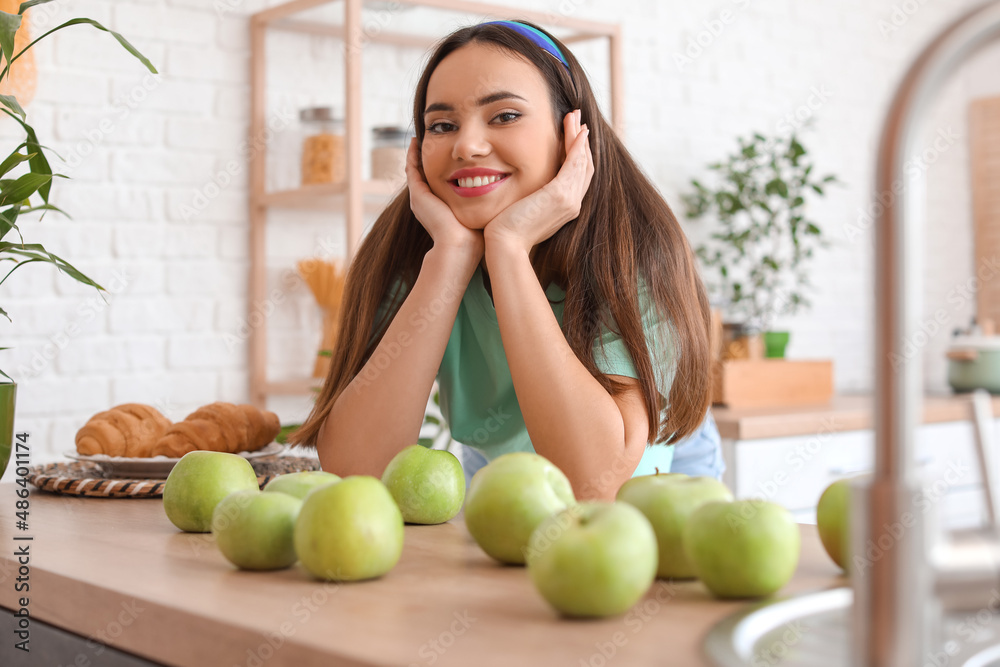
[75,404,173,457]
[152,402,280,458]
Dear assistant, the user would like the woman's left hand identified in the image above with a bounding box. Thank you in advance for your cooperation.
[482,109,594,254]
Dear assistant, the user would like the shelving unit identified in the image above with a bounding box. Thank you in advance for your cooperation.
[247,0,624,409]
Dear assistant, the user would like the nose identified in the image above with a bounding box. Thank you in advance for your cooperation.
[450,120,491,161]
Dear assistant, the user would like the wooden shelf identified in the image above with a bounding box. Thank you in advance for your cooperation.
[255,179,402,210]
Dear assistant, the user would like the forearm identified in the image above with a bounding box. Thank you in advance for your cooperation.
[485,240,635,500]
[318,246,479,477]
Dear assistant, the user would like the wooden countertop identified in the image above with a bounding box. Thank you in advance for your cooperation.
[711,393,1000,440]
[0,483,844,666]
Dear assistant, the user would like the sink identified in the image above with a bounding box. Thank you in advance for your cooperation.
[704,585,1000,666]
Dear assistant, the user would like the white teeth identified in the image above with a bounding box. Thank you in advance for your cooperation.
[456,174,505,188]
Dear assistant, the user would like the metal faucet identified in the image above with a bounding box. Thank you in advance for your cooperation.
[853,2,1000,665]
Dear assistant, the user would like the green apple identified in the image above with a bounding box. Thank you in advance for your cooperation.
[381,444,465,524]
[294,476,404,582]
[617,472,734,579]
[263,470,341,500]
[163,451,260,533]
[526,501,658,618]
[683,499,800,599]
[816,478,851,571]
[211,489,302,570]
[464,452,576,565]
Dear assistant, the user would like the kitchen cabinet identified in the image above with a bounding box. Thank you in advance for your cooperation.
[246,0,624,408]
[714,394,997,530]
[0,484,843,666]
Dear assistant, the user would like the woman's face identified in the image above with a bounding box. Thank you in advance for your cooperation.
[421,42,565,229]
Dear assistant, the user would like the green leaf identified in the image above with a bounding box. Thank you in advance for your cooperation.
[0,93,24,120]
[765,178,789,198]
[275,423,301,445]
[1,109,51,202]
[788,138,806,165]
[417,437,435,448]
[0,204,19,240]
[0,171,50,206]
[0,242,106,291]
[20,202,69,219]
[0,12,22,79]
[423,414,441,426]
[811,184,824,195]
[2,18,158,82]
[18,1,56,14]
[0,149,30,178]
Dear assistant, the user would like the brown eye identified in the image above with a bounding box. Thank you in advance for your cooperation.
[427,122,455,134]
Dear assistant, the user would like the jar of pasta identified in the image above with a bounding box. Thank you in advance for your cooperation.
[370,126,412,185]
[300,107,345,186]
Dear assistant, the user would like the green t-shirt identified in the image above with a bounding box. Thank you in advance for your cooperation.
[371,264,676,477]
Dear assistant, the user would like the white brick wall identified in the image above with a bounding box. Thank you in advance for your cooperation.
[2,0,995,477]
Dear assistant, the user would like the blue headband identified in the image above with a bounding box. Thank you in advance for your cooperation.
[481,20,571,72]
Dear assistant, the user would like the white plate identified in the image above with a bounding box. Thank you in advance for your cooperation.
[63,442,286,479]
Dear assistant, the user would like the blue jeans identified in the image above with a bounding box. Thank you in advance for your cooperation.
[458,411,725,486]
[669,411,725,480]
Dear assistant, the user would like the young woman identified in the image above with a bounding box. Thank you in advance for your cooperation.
[287,19,715,500]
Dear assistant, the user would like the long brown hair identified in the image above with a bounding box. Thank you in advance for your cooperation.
[286,20,711,451]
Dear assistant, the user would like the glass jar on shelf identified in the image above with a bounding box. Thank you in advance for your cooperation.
[370,125,413,186]
[300,106,345,186]
[267,108,301,192]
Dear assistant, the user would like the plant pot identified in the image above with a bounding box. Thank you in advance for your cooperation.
[946,336,1000,393]
[763,331,791,358]
[0,383,16,481]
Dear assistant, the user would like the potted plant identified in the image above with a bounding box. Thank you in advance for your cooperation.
[682,125,839,358]
[0,0,156,480]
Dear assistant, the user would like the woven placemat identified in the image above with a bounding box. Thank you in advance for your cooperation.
[25,456,323,499]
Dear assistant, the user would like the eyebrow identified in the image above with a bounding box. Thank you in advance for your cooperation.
[423,91,528,116]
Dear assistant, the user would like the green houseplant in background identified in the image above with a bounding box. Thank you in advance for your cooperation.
[682,126,839,358]
[0,0,156,480]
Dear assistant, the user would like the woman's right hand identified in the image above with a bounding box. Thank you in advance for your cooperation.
[405,137,485,261]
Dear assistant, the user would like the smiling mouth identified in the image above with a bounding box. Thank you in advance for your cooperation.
[451,174,510,189]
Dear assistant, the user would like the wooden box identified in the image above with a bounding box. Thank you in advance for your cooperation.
[712,359,834,409]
